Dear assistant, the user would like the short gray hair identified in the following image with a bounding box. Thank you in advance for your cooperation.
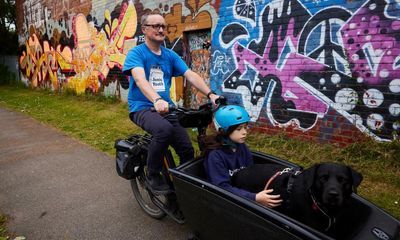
[141,13,163,26]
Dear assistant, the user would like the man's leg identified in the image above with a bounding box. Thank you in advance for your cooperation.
[166,114,194,165]
[130,110,174,194]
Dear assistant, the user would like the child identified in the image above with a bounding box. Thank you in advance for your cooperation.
[203,105,282,208]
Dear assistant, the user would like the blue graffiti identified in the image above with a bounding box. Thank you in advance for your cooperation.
[386,0,400,18]
[211,0,400,141]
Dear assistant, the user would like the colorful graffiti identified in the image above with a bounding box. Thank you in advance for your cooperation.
[212,0,400,142]
[19,0,137,95]
[17,0,217,100]
[18,0,399,143]
[187,31,212,108]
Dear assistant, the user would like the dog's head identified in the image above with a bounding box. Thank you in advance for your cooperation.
[303,163,363,211]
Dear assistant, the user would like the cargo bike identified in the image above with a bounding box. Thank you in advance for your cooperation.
[115,100,400,240]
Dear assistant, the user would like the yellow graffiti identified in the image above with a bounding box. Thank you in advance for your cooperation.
[20,1,138,95]
[67,2,137,94]
[19,34,59,89]
[19,1,214,97]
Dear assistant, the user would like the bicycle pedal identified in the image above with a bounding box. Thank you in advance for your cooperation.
[144,178,173,195]
[147,185,173,196]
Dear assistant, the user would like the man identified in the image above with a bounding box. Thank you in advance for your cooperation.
[122,13,219,195]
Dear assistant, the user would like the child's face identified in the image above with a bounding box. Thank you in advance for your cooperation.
[229,123,248,144]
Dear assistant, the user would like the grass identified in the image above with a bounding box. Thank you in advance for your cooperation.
[0,213,9,240]
[0,86,142,155]
[0,85,399,224]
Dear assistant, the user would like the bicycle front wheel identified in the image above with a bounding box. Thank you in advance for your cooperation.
[130,167,166,219]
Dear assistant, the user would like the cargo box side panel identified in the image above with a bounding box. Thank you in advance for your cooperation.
[349,195,400,240]
[173,156,400,240]
[173,176,303,240]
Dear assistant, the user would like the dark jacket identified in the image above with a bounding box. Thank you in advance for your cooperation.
[203,143,256,200]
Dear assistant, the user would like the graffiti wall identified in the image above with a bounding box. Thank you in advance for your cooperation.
[16,0,400,144]
[211,0,400,143]
[16,0,217,101]
[186,30,212,108]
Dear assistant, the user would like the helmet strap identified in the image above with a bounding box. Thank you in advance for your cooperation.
[221,136,238,150]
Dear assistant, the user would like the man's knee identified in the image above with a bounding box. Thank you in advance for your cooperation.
[152,123,173,140]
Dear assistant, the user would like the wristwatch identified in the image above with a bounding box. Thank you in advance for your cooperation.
[206,90,216,99]
[153,97,163,104]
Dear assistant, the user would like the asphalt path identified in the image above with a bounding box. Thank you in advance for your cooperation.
[0,107,190,239]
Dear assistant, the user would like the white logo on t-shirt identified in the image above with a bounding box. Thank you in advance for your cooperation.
[149,65,165,92]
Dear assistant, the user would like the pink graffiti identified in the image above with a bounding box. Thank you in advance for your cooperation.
[233,18,328,114]
[342,0,400,85]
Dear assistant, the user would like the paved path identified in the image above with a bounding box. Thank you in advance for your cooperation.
[0,107,189,239]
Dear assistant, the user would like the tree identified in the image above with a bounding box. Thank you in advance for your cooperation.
[0,0,17,54]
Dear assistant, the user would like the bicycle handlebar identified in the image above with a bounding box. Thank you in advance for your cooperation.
[149,96,227,129]
[151,96,227,115]
[214,96,227,106]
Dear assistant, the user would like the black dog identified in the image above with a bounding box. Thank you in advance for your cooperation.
[232,163,363,238]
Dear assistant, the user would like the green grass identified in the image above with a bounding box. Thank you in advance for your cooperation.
[0,86,143,155]
[0,213,8,240]
[0,85,399,223]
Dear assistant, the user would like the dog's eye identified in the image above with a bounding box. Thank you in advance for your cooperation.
[320,175,329,181]
[337,176,347,183]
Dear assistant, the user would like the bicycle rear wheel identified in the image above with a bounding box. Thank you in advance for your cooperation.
[130,166,166,219]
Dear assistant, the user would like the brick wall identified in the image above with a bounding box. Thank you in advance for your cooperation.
[16,0,400,144]
[211,0,400,144]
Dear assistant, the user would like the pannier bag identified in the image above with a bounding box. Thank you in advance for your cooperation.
[114,135,148,180]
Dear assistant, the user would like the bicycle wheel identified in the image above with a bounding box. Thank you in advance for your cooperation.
[130,166,166,219]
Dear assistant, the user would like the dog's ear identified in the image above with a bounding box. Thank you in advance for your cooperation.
[303,164,320,189]
[348,166,363,193]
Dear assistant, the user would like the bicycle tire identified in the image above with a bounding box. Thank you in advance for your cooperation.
[130,166,166,219]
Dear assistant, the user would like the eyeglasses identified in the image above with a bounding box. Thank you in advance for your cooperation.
[144,24,167,30]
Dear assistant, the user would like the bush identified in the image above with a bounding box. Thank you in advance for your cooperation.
[0,64,18,86]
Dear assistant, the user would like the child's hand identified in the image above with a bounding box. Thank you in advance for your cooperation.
[255,189,282,208]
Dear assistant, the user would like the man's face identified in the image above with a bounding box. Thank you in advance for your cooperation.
[142,15,166,44]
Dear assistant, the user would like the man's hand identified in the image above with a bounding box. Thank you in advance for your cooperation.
[255,189,283,208]
[154,99,169,114]
[209,93,220,105]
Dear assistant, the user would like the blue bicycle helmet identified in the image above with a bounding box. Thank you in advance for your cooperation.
[214,105,250,132]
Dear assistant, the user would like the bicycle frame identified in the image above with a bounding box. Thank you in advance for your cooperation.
[127,100,224,224]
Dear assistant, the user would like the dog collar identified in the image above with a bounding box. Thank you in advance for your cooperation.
[286,167,302,194]
[264,167,301,191]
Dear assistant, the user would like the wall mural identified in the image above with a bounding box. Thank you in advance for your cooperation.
[16,0,399,143]
[17,0,217,101]
[187,31,211,109]
[211,0,400,142]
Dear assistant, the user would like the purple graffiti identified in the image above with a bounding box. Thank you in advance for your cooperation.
[218,0,400,141]
[342,0,400,86]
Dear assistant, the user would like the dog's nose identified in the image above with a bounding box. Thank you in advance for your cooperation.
[328,190,339,197]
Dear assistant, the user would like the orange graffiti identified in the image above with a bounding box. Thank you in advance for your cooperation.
[164,3,212,42]
[18,0,216,97]
[190,49,211,108]
[19,34,59,89]
[19,1,138,95]
[67,2,137,94]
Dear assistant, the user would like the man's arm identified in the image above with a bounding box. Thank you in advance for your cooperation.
[184,70,219,104]
[131,67,169,113]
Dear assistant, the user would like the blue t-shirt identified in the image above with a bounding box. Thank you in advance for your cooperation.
[204,143,256,201]
[122,44,189,113]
